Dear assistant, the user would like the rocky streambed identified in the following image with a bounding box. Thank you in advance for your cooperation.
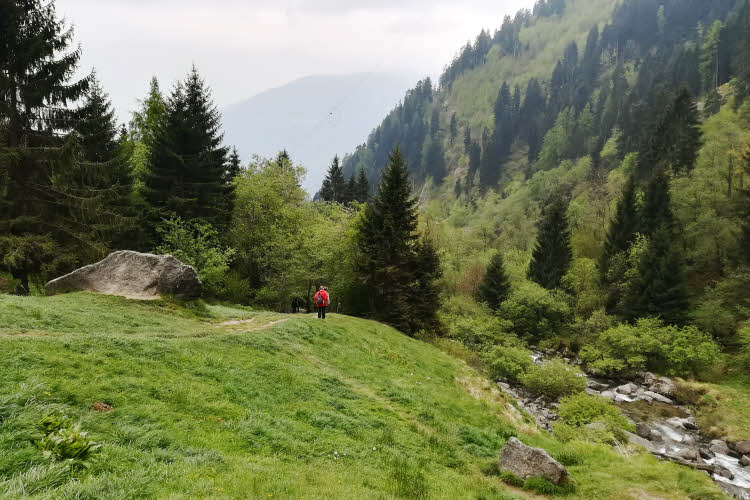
[498,354,750,499]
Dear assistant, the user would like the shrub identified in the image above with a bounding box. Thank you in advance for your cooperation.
[557,393,634,442]
[738,327,750,371]
[520,359,586,400]
[441,297,519,350]
[36,414,100,466]
[498,470,523,487]
[482,345,533,383]
[499,281,572,341]
[579,318,724,379]
[156,217,235,297]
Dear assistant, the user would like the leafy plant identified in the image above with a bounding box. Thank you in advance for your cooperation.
[481,345,533,383]
[498,281,572,341]
[36,414,100,466]
[520,359,586,399]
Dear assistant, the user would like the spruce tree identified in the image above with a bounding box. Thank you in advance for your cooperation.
[75,73,118,163]
[477,252,511,311]
[450,113,458,144]
[356,147,441,334]
[622,226,688,326]
[464,126,472,154]
[145,66,230,229]
[600,174,639,278]
[0,0,91,291]
[345,175,357,204]
[640,168,673,237]
[528,194,572,289]
[226,147,242,183]
[320,155,346,202]
[355,168,369,202]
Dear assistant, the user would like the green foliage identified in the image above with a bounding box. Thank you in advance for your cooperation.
[155,217,235,297]
[498,470,523,487]
[356,147,442,334]
[36,414,100,466]
[556,393,634,443]
[523,476,574,496]
[562,258,604,317]
[579,318,724,378]
[499,281,572,341]
[320,155,347,202]
[737,327,750,371]
[476,251,511,311]
[520,359,586,400]
[528,194,572,290]
[482,345,533,383]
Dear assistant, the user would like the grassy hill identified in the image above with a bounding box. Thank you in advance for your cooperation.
[0,293,726,499]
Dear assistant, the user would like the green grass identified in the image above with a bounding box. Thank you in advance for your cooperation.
[676,374,750,443]
[0,293,728,499]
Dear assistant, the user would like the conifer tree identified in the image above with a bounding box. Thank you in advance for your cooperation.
[355,168,369,202]
[622,226,688,326]
[464,126,472,154]
[356,147,441,334]
[145,66,230,229]
[320,155,346,202]
[226,147,242,183]
[477,252,511,311]
[0,0,91,291]
[528,194,572,289]
[450,113,458,144]
[345,175,357,204]
[75,73,118,163]
[130,77,166,147]
[600,174,639,280]
[640,168,673,237]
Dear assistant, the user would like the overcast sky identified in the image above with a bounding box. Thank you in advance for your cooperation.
[57,0,535,122]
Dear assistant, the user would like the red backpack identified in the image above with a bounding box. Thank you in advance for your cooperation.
[315,292,325,306]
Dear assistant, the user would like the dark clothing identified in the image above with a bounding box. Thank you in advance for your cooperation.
[317,306,327,319]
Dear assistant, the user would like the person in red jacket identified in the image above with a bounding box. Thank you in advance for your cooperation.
[313,286,329,319]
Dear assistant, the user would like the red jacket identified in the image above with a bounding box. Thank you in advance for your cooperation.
[314,290,329,307]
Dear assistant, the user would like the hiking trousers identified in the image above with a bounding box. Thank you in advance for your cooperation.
[317,306,327,319]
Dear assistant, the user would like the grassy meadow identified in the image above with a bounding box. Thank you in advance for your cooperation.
[0,293,728,499]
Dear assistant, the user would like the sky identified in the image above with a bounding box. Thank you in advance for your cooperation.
[56,0,535,121]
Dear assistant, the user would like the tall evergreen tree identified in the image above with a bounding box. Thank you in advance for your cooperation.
[528,194,572,289]
[640,168,674,237]
[600,174,639,279]
[226,147,242,183]
[476,252,511,311]
[622,226,688,326]
[145,66,230,228]
[356,147,441,334]
[449,113,458,144]
[75,73,118,163]
[464,126,472,154]
[0,0,91,291]
[320,155,347,202]
[355,168,369,202]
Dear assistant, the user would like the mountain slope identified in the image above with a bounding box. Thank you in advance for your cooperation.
[0,293,725,498]
[222,73,417,193]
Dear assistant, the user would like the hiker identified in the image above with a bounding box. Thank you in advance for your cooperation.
[314,286,329,319]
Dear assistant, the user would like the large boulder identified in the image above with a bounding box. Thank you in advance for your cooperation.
[498,437,568,485]
[736,440,750,456]
[45,251,202,300]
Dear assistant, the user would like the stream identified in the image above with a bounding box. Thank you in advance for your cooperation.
[497,353,750,499]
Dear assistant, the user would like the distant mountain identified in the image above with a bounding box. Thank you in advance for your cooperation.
[222,73,419,193]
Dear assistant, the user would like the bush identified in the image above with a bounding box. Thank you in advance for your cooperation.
[738,327,750,371]
[579,318,724,379]
[156,217,235,297]
[482,345,533,383]
[557,393,634,443]
[499,281,572,341]
[441,296,518,350]
[36,414,100,466]
[520,359,586,400]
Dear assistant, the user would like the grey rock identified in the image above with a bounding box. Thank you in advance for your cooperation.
[585,388,601,396]
[715,466,734,480]
[709,439,730,455]
[740,455,750,467]
[682,435,696,447]
[649,430,663,442]
[45,251,202,300]
[616,383,638,395]
[498,382,511,391]
[727,450,741,459]
[498,437,568,485]
[587,381,609,391]
[650,378,675,397]
[600,390,616,401]
[682,421,699,431]
[637,372,657,386]
[642,391,673,404]
[671,448,699,461]
[636,422,652,439]
[736,440,750,456]
[626,431,655,451]
[699,449,715,460]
